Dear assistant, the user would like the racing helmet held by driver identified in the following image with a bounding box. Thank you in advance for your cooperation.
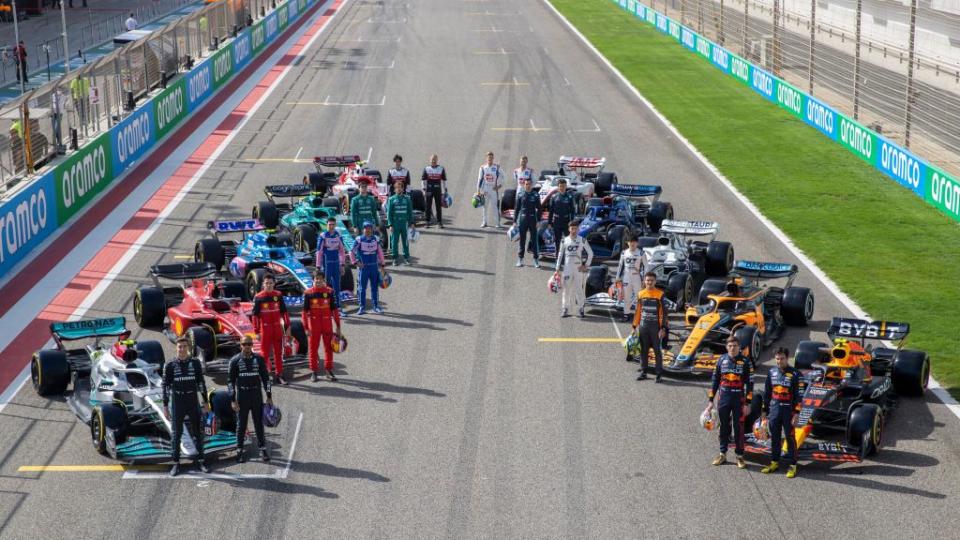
[332,334,348,354]
[752,417,770,441]
[508,225,520,243]
[442,193,453,208]
[379,272,392,289]
[471,193,485,209]
[262,403,283,428]
[700,406,719,431]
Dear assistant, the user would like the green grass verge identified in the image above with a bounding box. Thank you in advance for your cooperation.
[551,0,960,395]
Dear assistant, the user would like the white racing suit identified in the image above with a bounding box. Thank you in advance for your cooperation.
[513,167,534,190]
[477,164,503,227]
[556,235,594,312]
[615,247,645,316]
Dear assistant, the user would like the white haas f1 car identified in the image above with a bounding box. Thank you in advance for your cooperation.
[308,154,426,222]
[500,156,611,221]
[30,317,236,461]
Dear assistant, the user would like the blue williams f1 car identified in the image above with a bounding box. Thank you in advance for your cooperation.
[30,317,236,461]
[571,184,674,261]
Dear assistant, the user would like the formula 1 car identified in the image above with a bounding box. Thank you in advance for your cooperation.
[252,183,356,252]
[30,317,236,460]
[133,262,308,374]
[572,184,674,261]
[194,219,319,304]
[309,154,426,222]
[580,221,733,312]
[500,170,596,222]
[745,317,930,463]
[663,260,814,373]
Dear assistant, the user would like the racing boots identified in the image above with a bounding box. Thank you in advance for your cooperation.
[636,371,648,381]
[261,448,271,462]
[169,462,180,477]
[236,449,246,463]
[578,308,585,318]
[533,259,541,269]
[198,460,211,474]
[712,453,726,466]
[326,369,338,382]
[311,371,319,383]
[736,456,747,469]
[786,465,798,478]
[373,305,384,314]
[516,258,523,268]
[760,462,779,474]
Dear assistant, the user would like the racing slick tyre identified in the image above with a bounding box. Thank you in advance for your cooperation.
[195,238,225,271]
[91,403,129,455]
[187,326,217,373]
[794,340,827,370]
[364,169,383,183]
[538,169,559,181]
[607,225,626,257]
[781,287,814,326]
[307,172,338,192]
[500,189,517,214]
[734,325,761,363]
[133,286,167,328]
[293,224,319,252]
[585,266,609,298]
[209,389,236,432]
[246,268,268,299]
[134,340,166,371]
[275,232,294,247]
[340,266,355,296]
[31,349,70,396]
[595,172,617,196]
[697,278,728,305]
[891,349,930,397]
[647,201,674,233]
[253,201,280,229]
[705,241,734,277]
[409,189,426,213]
[847,403,883,457]
[218,280,247,301]
[665,272,694,308]
[322,197,342,213]
[289,319,308,355]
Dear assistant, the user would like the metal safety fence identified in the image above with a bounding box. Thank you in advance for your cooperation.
[655,0,960,175]
[0,0,277,192]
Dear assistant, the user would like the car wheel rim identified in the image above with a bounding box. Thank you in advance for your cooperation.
[133,296,142,322]
[804,295,814,320]
[31,358,39,390]
[726,249,734,272]
[91,414,101,447]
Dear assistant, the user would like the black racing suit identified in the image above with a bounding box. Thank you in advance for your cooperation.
[162,357,208,462]
[515,189,542,259]
[228,352,272,451]
[709,353,753,456]
[763,366,800,465]
[548,191,576,254]
[421,165,447,224]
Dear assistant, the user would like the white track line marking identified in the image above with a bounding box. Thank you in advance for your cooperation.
[572,119,601,133]
[543,0,960,418]
[294,146,303,161]
[289,96,385,106]
[366,147,373,163]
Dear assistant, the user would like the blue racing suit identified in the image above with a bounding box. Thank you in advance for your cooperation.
[709,353,753,456]
[317,230,347,301]
[350,233,385,309]
[763,366,800,465]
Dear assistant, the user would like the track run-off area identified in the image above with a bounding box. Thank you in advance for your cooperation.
[0,0,958,538]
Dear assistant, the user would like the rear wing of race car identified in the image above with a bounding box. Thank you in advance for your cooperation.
[557,156,606,171]
[313,155,362,169]
[827,317,910,341]
[609,183,662,199]
[207,219,265,239]
[150,262,219,281]
[51,317,130,343]
[263,184,315,200]
[731,260,798,280]
[660,220,719,236]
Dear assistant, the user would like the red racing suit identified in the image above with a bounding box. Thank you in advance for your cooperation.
[251,290,290,374]
[302,285,341,371]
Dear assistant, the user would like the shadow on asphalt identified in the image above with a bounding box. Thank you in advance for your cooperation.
[345,316,444,331]
[336,378,446,397]
[386,269,462,280]
[379,312,473,327]
[289,384,397,403]
[401,263,495,276]
[290,460,390,482]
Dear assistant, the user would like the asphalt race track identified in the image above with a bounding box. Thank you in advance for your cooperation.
[0,0,958,538]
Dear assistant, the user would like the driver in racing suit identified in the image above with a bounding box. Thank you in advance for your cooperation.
[350,178,380,236]
[513,155,534,189]
[547,178,576,255]
[317,217,348,317]
[228,335,272,463]
[477,151,503,228]
[421,154,448,228]
[707,337,753,469]
[615,235,644,322]
[303,268,343,382]
[163,337,210,477]
[251,273,291,385]
[350,222,386,314]
[554,220,593,318]
[387,154,411,193]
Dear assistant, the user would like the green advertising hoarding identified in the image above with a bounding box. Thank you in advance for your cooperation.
[153,78,189,140]
[927,165,960,222]
[55,133,114,224]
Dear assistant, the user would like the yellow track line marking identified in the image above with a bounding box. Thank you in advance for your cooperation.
[18,464,168,472]
[538,338,623,343]
[173,254,194,260]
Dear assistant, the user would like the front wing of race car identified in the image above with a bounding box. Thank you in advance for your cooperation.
[109,431,237,461]
[744,435,864,463]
